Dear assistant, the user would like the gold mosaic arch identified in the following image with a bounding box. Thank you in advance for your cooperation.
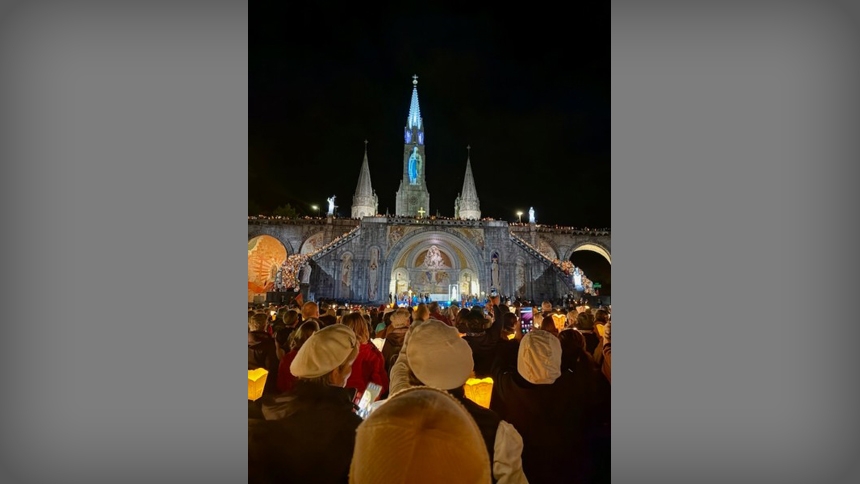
[248,235,288,301]
[387,230,483,272]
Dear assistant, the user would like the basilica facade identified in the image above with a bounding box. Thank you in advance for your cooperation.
[248,77,610,304]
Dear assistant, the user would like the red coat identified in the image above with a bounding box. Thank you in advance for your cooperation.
[277,348,300,393]
[430,311,452,326]
[345,343,389,398]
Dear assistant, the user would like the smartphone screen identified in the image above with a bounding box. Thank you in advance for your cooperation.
[357,382,383,419]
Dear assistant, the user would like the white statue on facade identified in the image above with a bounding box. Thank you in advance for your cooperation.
[528,207,535,224]
[515,261,525,295]
[300,262,312,284]
[491,252,500,289]
[327,195,336,216]
[341,256,352,287]
[573,266,583,288]
[367,248,379,301]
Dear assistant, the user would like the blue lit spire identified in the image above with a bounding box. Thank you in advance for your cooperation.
[407,74,423,131]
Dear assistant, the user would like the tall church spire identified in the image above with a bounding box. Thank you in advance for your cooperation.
[351,140,378,219]
[396,75,430,216]
[455,145,481,220]
[407,74,423,132]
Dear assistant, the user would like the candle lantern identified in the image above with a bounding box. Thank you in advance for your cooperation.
[551,313,566,333]
[248,368,268,401]
[463,375,494,409]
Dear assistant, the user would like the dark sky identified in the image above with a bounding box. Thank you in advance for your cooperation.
[250,7,609,228]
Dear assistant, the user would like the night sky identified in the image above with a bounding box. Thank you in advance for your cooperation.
[250,7,609,229]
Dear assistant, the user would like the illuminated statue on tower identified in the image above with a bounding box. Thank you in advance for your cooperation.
[528,207,536,224]
[396,75,430,215]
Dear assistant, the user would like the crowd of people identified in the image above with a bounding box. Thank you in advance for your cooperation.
[249,298,611,483]
[248,213,611,235]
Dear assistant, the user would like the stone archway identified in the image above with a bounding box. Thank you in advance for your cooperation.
[386,229,484,303]
[568,242,611,264]
[568,242,612,296]
[248,235,288,302]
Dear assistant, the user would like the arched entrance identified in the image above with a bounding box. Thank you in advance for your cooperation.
[248,235,288,303]
[569,245,611,297]
[386,230,484,304]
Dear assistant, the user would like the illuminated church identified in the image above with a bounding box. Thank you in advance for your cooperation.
[247,77,611,304]
[352,75,480,221]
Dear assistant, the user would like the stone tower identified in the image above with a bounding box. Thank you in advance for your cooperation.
[351,140,378,218]
[454,145,481,220]
[395,75,430,217]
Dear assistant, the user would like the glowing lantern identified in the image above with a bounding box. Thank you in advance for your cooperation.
[248,368,268,401]
[551,313,566,333]
[463,376,494,409]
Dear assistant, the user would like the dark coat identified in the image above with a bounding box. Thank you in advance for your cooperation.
[489,339,604,484]
[463,304,504,378]
[248,331,279,395]
[381,326,408,372]
[249,382,361,484]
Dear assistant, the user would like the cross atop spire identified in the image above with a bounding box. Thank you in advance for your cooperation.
[407,75,423,130]
[467,144,471,152]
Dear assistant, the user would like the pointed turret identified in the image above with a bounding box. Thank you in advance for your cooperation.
[351,140,378,219]
[456,145,481,220]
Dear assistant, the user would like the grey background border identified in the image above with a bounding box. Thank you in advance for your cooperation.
[0,1,858,482]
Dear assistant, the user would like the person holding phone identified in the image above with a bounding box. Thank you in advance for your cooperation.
[461,294,504,378]
[387,321,529,484]
[250,325,361,484]
[341,312,389,400]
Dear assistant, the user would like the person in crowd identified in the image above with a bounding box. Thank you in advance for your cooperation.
[575,311,600,358]
[413,303,430,326]
[319,304,338,327]
[273,309,301,360]
[538,314,559,337]
[301,301,323,327]
[248,312,279,396]
[456,307,472,333]
[462,296,504,377]
[277,320,319,393]
[490,329,607,484]
[389,319,529,483]
[539,300,553,320]
[282,308,299,328]
[349,387,492,484]
[250,324,361,484]
[445,304,460,326]
[381,308,411,372]
[374,308,394,337]
[599,321,611,384]
[428,301,451,326]
[342,311,389,400]
[500,312,520,341]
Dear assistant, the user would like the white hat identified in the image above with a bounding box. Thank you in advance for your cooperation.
[517,329,562,384]
[406,320,474,390]
[390,309,411,329]
[350,387,491,484]
[290,324,358,378]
